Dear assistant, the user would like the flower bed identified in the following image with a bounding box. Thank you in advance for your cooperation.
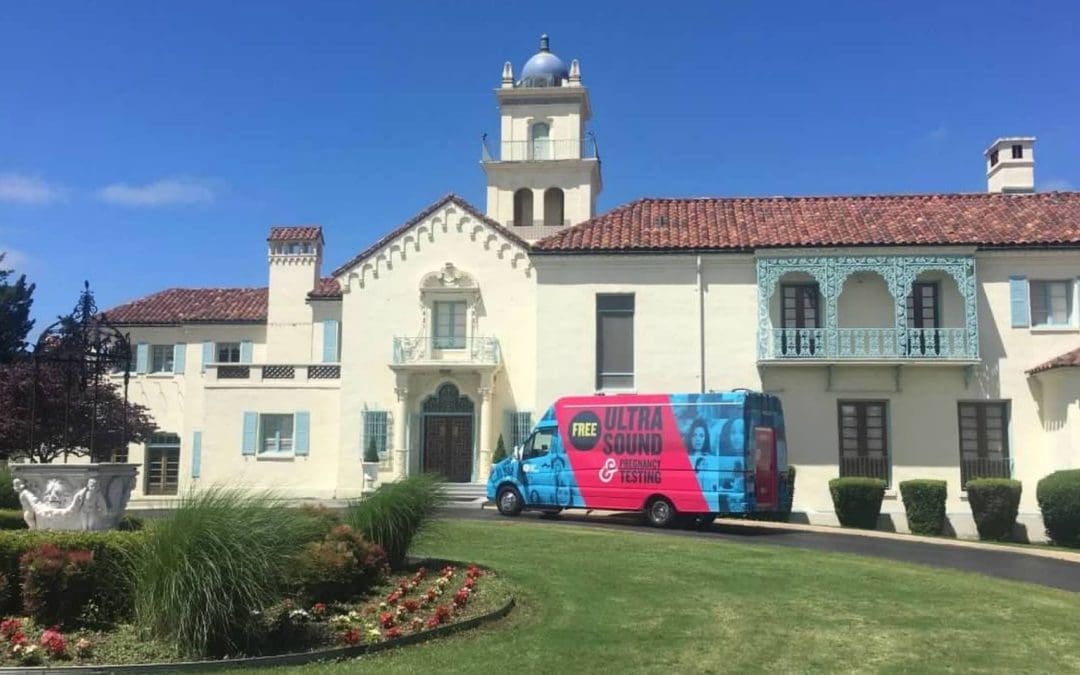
[0,562,510,669]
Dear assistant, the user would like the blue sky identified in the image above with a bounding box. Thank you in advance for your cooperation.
[2,0,1078,329]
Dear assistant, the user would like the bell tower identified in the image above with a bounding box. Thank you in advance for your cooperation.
[482,35,603,241]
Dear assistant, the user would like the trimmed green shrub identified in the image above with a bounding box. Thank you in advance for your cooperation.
[293,524,388,602]
[1037,469,1080,547]
[0,510,27,531]
[117,514,145,531]
[20,544,95,626]
[900,479,947,536]
[0,466,18,510]
[0,530,141,621]
[345,473,445,569]
[364,435,380,463]
[493,434,508,464]
[295,504,342,535]
[829,477,887,530]
[132,488,322,657]
[967,478,1022,541]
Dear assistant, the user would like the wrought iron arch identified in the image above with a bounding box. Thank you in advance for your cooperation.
[29,282,133,463]
[421,382,475,415]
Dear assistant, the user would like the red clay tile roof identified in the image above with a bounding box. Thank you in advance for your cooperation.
[1027,347,1080,375]
[105,288,269,325]
[331,194,529,277]
[533,192,1080,253]
[309,277,342,299]
[269,226,323,241]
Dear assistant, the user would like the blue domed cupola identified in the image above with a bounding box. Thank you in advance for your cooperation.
[518,34,570,87]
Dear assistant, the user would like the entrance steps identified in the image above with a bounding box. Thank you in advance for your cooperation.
[440,482,488,505]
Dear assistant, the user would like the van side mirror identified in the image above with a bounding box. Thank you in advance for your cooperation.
[513,445,524,461]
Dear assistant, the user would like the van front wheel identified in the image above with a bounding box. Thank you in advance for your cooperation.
[496,486,523,517]
[645,497,676,528]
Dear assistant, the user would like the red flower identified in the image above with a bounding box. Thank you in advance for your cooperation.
[312,602,327,617]
[435,604,453,621]
[385,626,403,640]
[414,567,428,580]
[10,631,28,647]
[0,618,22,640]
[403,599,420,613]
[425,589,438,602]
[378,611,396,628]
[464,576,476,589]
[386,590,402,604]
[453,588,470,607]
[426,615,441,629]
[340,629,361,646]
[39,627,67,657]
[466,565,482,578]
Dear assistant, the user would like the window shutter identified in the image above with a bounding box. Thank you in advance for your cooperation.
[201,341,214,373]
[173,343,186,374]
[294,412,311,456]
[191,431,202,478]
[322,319,340,363]
[242,412,258,456]
[1009,276,1030,328]
[135,343,149,374]
[239,340,253,364]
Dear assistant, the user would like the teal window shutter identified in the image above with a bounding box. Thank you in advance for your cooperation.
[201,341,214,373]
[294,412,310,456]
[322,319,340,363]
[191,431,202,478]
[135,343,149,374]
[242,412,258,456]
[239,340,253,363]
[1009,276,1030,328]
[173,343,186,374]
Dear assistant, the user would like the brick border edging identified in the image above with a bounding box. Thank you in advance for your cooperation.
[0,559,514,674]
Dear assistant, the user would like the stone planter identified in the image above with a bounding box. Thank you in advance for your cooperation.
[362,462,380,491]
[10,463,139,531]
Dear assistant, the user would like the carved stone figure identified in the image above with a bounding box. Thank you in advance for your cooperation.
[10,464,138,531]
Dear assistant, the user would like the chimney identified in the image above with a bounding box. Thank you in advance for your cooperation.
[985,137,1035,193]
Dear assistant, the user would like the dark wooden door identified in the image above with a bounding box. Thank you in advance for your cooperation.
[423,415,473,482]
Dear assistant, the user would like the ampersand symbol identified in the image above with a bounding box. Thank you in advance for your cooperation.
[598,457,617,483]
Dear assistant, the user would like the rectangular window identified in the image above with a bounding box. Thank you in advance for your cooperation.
[145,432,180,495]
[216,342,241,363]
[906,282,941,355]
[989,150,999,166]
[433,301,467,349]
[150,344,174,373]
[259,414,294,455]
[596,294,634,390]
[363,410,389,458]
[506,411,533,448]
[958,402,1010,486]
[780,283,820,355]
[1011,144,1023,159]
[1030,280,1072,327]
[838,401,889,483]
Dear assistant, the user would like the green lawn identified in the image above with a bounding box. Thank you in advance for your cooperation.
[248,518,1079,674]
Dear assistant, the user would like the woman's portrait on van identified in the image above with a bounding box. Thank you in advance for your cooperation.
[684,417,711,456]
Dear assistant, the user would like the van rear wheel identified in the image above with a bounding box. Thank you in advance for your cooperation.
[496,486,523,517]
[645,497,676,528]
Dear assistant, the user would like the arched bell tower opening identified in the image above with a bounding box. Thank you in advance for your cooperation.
[482,35,603,241]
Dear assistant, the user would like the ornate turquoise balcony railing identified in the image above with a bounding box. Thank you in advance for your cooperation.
[757,254,979,362]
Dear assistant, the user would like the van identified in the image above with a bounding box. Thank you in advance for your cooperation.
[486,391,789,527]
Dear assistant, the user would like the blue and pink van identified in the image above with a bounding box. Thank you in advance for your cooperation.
[486,391,789,527]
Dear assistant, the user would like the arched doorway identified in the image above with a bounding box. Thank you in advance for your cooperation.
[421,383,475,482]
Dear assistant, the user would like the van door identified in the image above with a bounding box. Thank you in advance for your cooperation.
[519,426,559,507]
[753,427,778,509]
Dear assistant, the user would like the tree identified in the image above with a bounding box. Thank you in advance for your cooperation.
[364,434,380,463]
[493,434,508,463]
[0,360,156,463]
[0,253,35,364]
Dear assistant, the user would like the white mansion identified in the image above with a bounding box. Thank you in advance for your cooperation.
[105,36,1080,538]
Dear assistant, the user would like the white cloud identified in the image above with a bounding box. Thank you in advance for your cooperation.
[1041,178,1075,192]
[97,177,219,207]
[0,247,31,272]
[0,173,66,205]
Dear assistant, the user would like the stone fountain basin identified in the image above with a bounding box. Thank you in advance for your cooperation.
[10,463,139,531]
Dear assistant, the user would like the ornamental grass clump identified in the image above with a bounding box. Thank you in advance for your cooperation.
[1036,469,1080,547]
[899,479,948,536]
[344,473,445,569]
[131,488,321,657]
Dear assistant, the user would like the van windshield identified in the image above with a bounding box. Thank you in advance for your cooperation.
[523,427,555,460]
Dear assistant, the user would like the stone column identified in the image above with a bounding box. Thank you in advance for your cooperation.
[394,385,409,480]
[476,384,494,483]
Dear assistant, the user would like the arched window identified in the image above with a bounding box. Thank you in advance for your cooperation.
[513,188,534,227]
[543,187,565,226]
[530,122,551,160]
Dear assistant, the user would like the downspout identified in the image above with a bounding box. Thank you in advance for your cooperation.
[697,254,705,393]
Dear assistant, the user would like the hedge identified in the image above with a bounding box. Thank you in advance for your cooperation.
[966,478,1021,541]
[0,530,143,622]
[828,477,886,530]
[0,510,28,531]
[899,479,947,536]
[1036,469,1080,548]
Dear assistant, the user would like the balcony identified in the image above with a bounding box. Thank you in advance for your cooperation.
[391,336,502,369]
[481,137,599,162]
[757,254,979,363]
[204,363,341,387]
